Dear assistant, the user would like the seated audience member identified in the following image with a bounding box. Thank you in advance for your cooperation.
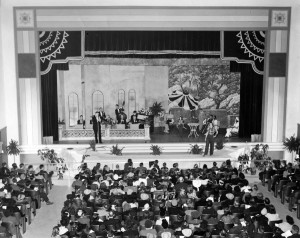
[51,157,297,238]
[276,215,294,233]
[264,205,280,222]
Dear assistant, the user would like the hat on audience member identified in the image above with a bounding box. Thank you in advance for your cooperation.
[123,203,131,211]
[182,228,192,237]
[59,226,68,235]
[145,219,153,228]
[113,174,119,180]
[171,199,178,207]
[127,172,134,178]
[226,193,234,200]
[144,203,150,210]
[161,232,172,238]
[141,193,149,200]
[261,208,267,215]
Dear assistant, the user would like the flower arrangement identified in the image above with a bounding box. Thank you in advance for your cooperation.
[111,144,124,156]
[238,154,249,162]
[250,144,270,170]
[150,144,163,155]
[188,144,203,154]
[38,148,64,163]
[89,140,96,151]
[103,116,116,128]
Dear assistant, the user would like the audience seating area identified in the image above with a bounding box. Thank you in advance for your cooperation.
[259,160,300,220]
[52,159,300,238]
[0,162,54,238]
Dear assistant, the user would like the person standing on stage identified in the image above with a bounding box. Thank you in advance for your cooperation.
[201,114,213,134]
[115,104,120,121]
[177,115,186,138]
[204,122,218,156]
[92,111,102,144]
[99,107,106,122]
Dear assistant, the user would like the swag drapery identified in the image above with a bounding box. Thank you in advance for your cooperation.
[41,30,264,140]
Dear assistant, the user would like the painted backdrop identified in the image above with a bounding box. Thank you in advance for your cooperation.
[169,64,241,115]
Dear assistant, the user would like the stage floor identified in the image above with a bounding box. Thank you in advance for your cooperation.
[55,130,250,144]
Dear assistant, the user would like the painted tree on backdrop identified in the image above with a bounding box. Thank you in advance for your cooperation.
[169,64,240,114]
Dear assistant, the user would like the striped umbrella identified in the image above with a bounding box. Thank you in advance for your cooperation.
[168,90,199,110]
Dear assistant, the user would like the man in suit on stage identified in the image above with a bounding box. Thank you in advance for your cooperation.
[118,109,127,124]
[115,104,120,121]
[99,107,106,122]
[130,110,139,124]
[92,111,102,144]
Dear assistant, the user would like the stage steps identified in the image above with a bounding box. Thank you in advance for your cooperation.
[20,142,284,155]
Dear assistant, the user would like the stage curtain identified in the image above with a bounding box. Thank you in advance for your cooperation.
[85,31,220,58]
[41,63,69,141]
[231,62,263,138]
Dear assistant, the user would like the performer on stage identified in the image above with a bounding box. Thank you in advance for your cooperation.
[130,110,139,124]
[201,114,213,134]
[115,104,121,121]
[225,117,239,138]
[77,115,86,129]
[164,111,174,133]
[204,122,218,156]
[118,109,127,124]
[92,111,102,144]
[99,107,106,122]
[177,116,186,137]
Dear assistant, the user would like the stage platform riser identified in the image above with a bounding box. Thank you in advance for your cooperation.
[20,142,284,155]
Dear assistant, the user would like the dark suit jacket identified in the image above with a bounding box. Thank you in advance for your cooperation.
[99,111,106,121]
[131,114,139,124]
[115,108,120,119]
[118,113,127,124]
[92,115,99,131]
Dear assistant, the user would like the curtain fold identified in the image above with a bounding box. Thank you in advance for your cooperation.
[231,62,263,138]
[41,63,69,141]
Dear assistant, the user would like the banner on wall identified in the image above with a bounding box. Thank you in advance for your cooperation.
[39,31,83,75]
[222,31,265,75]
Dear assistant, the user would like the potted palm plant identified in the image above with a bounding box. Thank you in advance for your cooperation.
[283,135,300,162]
[6,139,21,164]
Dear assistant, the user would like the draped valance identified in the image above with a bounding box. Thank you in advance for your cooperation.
[84,31,221,57]
[39,30,265,75]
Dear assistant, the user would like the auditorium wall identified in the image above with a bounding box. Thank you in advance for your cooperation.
[0,1,300,162]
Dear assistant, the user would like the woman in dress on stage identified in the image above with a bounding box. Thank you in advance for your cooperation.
[225,117,239,137]
[177,116,186,137]
[163,111,174,133]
